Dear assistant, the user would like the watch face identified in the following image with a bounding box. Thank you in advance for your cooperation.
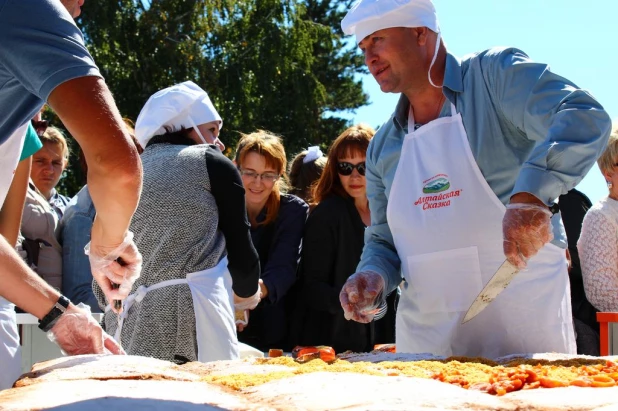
[58,295,70,309]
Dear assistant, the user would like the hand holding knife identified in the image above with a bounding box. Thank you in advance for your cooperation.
[462,196,557,324]
[84,231,142,314]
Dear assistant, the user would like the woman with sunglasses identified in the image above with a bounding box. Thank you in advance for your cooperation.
[234,131,309,351]
[293,124,396,353]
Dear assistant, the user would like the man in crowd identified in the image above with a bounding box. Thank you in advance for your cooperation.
[0,0,143,389]
[339,0,611,358]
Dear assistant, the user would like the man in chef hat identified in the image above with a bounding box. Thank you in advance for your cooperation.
[338,0,611,358]
[135,81,225,151]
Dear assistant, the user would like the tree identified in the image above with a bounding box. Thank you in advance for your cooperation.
[55,0,367,196]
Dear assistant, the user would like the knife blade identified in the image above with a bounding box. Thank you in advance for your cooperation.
[461,259,519,324]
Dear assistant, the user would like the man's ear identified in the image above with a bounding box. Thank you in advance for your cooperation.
[413,27,429,46]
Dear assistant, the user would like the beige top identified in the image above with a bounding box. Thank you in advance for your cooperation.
[18,181,62,290]
[577,196,618,312]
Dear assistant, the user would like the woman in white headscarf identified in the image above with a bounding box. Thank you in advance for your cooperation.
[93,81,261,363]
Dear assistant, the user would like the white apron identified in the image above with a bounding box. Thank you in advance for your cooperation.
[0,123,29,390]
[386,103,575,358]
[115,256,239,362]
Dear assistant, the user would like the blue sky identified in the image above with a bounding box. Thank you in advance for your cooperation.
[349,0,617,205]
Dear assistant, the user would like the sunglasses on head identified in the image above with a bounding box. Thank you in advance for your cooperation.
[31,119,49,137]
[337,161,366,176]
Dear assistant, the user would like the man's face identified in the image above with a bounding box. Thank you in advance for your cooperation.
[60,0,85,18]
[359,27,427,95]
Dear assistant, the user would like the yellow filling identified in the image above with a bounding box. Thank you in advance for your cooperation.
[201,356,616,393]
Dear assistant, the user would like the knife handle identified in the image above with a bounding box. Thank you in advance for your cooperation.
[112,257,126,311]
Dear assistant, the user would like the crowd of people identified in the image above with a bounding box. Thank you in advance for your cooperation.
[0,0,616,393]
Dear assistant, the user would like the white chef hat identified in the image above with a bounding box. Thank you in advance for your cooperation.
[341,0,439,45]
[341,0,442,88]
[135,81,222,148]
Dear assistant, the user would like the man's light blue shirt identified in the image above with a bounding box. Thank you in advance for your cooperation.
[57,186,100,312]
[359,47,612,294]
[0,0,100,145]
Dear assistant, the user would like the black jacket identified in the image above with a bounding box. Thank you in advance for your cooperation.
[294,195,394,353]
[238,194,308,351]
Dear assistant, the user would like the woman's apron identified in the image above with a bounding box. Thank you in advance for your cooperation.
[115,256,239,362]
[0,123,29,390]
[385,103,575,358]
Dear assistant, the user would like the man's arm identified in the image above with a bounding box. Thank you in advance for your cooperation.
[48,77,142,304]
[357,141,402,295]
[48,76,142,249]
[487,47,612,205]
[0,235,59,319]
[0,157,31,247]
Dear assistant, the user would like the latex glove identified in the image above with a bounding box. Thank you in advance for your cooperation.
[234,285,261,311]
[236,310,249,333]
[503,203,553,269]
[48,303,124,355]
[85,231,142,312]
[340,271,385,323]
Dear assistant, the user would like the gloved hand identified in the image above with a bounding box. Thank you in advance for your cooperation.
[503,203,553,269]
[234,285,261,311]
[85,231,142,313]
[48,303,124,355]
[339,271,385,323]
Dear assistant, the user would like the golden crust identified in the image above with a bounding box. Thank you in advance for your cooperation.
[200,356,618,395]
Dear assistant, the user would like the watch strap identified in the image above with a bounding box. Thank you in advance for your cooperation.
[38,296,71,332]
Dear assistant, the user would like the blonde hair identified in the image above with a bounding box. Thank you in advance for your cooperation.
[597,122,618,178]
[234,130,288,226]
[40,126,69,164]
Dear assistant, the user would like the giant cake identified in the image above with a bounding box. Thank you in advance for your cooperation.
[1,351,618,410]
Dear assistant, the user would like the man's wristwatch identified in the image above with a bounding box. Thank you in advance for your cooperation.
[38,296,71,332]
[549,203,560,215]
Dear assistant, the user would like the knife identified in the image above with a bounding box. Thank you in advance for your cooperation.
[461,259,519,324]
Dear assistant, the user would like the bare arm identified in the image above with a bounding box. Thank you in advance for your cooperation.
[48,77,143,305]
[47,76,142,249]
[0,157,31,246]
[0,235,58,319]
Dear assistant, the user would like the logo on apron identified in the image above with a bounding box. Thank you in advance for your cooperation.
[414,174,462,210]
[422,174,450,193]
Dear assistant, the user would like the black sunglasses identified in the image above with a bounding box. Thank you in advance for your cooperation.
[31,119,49,137]
[337,161,366,176]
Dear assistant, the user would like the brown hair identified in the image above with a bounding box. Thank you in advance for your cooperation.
[235,130,288,226]
[288,149,327,204]
[312,124,375,205]
[40,126,69,164]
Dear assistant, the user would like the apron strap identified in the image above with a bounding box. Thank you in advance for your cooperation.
[406,101,457,132]
[112,278,188,342]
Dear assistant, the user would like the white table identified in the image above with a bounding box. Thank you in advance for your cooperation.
[16,313,104,373]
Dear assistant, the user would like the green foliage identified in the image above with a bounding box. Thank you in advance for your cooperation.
[58,0,367,197]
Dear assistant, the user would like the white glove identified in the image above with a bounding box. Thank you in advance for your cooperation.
[234,286,261,311]
[340,271,385,323]
[48,303,124,355]
[85,231,142,312]
[503,203,553,269]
